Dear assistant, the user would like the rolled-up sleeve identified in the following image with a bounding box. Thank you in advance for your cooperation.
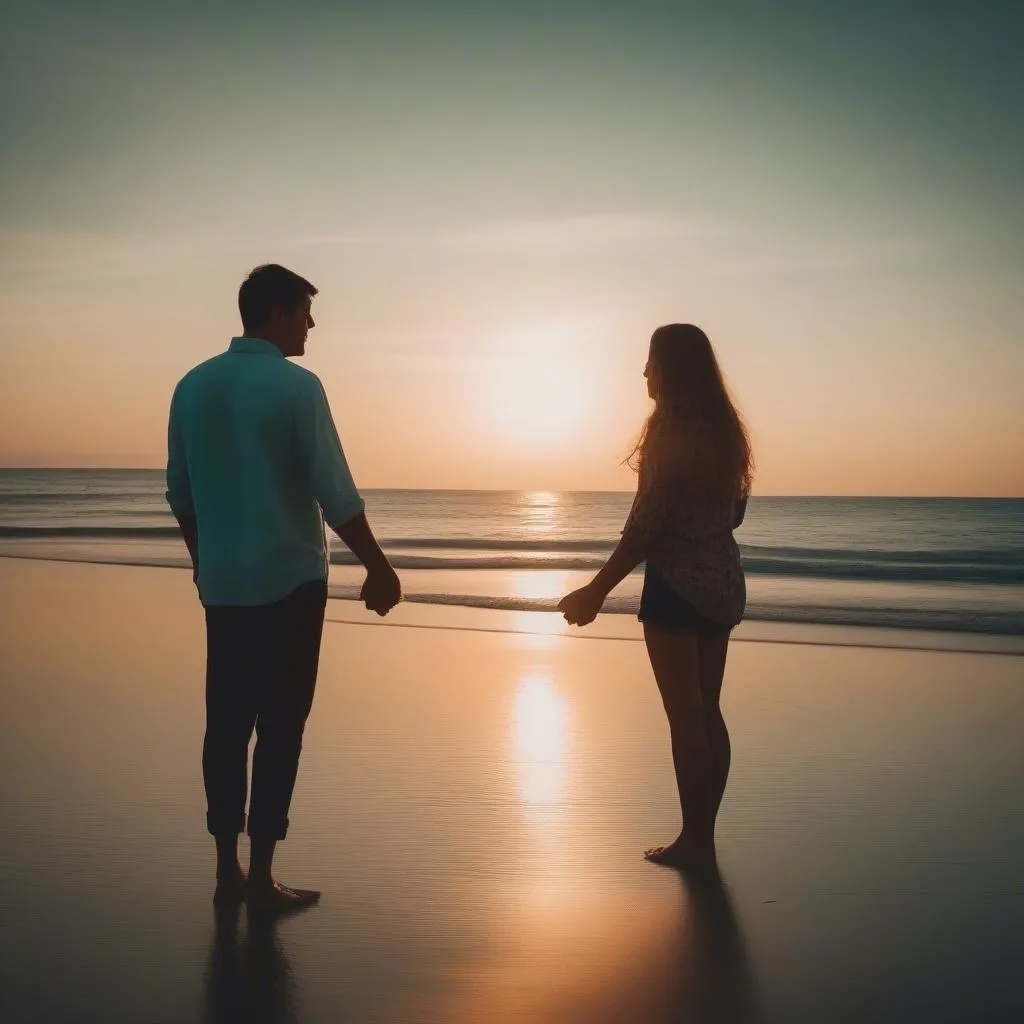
[165,389,195,516]
[620,476,669,553]
[294,378,366,527]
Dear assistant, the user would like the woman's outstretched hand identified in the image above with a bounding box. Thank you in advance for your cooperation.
[558,583,605,627]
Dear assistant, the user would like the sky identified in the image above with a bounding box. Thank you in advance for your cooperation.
[1,0,1021,494]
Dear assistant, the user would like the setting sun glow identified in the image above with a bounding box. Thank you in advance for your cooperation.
[481,331,591,449]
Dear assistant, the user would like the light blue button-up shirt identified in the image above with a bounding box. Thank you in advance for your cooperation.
[166,336,365,606]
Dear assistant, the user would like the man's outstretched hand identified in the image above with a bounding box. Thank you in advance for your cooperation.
[361,566,402,616]
[331,512,402,616]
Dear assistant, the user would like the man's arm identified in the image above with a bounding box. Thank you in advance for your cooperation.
[329,511,401,615]
[175,514,200,584]
[329,510,390,574]
[165,389,200,590]
[295,378,401,614]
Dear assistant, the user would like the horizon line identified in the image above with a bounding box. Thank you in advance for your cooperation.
[0,467,1020,501]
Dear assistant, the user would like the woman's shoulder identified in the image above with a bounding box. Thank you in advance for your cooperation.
[732,495,748,527]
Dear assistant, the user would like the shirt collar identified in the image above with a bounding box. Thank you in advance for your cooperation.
[228,336,285,358]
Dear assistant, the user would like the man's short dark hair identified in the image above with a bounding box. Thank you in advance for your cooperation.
[238,264,318,334]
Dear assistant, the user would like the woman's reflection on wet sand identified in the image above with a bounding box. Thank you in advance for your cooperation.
[199,867,757,1024]
[414,864,760,1024]
[581,867,762,1024]
[661,867,762,1024]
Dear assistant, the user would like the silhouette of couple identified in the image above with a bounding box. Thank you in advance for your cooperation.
[167,264,752,915]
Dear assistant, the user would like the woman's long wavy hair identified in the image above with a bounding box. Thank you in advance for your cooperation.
[627,324,753,498]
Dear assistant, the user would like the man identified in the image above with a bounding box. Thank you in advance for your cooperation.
[166,263,401,915]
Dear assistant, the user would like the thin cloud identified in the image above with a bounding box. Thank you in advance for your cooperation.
[448,213,732,251]
[284,213,949,272]
[282,213,731,253]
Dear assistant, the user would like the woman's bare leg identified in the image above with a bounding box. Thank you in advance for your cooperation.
[697,630,732,825]
[643,624,716,865]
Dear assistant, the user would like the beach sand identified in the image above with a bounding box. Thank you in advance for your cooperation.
[1,557,1022,1023]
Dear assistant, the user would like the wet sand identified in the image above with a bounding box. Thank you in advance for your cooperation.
[1,557,1022,1023]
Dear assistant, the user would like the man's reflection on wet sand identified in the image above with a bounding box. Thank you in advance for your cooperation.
[200,866,758,1024]
[202,906,298,1024]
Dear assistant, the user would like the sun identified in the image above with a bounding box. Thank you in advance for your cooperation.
[482,331,590,447]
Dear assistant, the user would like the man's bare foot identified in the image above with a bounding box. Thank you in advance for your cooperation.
[644,835,717,872]
[244,879,321,919]
[213,865,247,907]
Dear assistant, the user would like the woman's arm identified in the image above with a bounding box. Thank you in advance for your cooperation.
[590,533,646,600]
[558,532,646,627]
[559,483,663,626]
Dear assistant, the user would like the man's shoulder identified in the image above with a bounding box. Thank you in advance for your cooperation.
[173,352,229,394]
[171,351,325,409]
[278,360,326,395]
[282,360,322,383]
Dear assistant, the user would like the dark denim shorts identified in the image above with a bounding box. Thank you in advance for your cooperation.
[638,564,729,634]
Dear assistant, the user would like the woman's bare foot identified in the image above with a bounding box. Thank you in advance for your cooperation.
[644,834,717,871]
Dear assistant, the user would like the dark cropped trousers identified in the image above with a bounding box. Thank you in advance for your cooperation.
[202,579,327,842]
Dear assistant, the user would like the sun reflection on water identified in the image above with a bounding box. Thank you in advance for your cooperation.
[524,490,559,534]
[510,569,570,603]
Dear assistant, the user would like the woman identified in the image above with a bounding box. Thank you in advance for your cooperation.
[558,323,752,869]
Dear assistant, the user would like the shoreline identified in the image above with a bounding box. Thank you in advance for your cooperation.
[2,552,1021,656]
[323,608,1024,658]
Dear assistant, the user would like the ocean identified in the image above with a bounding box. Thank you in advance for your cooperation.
[0,469,1021,639]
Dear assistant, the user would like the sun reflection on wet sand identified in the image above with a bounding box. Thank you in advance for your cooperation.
[512,674,567,807]
[509,569,572,645]
[508,670,595,916]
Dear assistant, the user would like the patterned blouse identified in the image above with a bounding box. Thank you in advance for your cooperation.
[621,472,747,626]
